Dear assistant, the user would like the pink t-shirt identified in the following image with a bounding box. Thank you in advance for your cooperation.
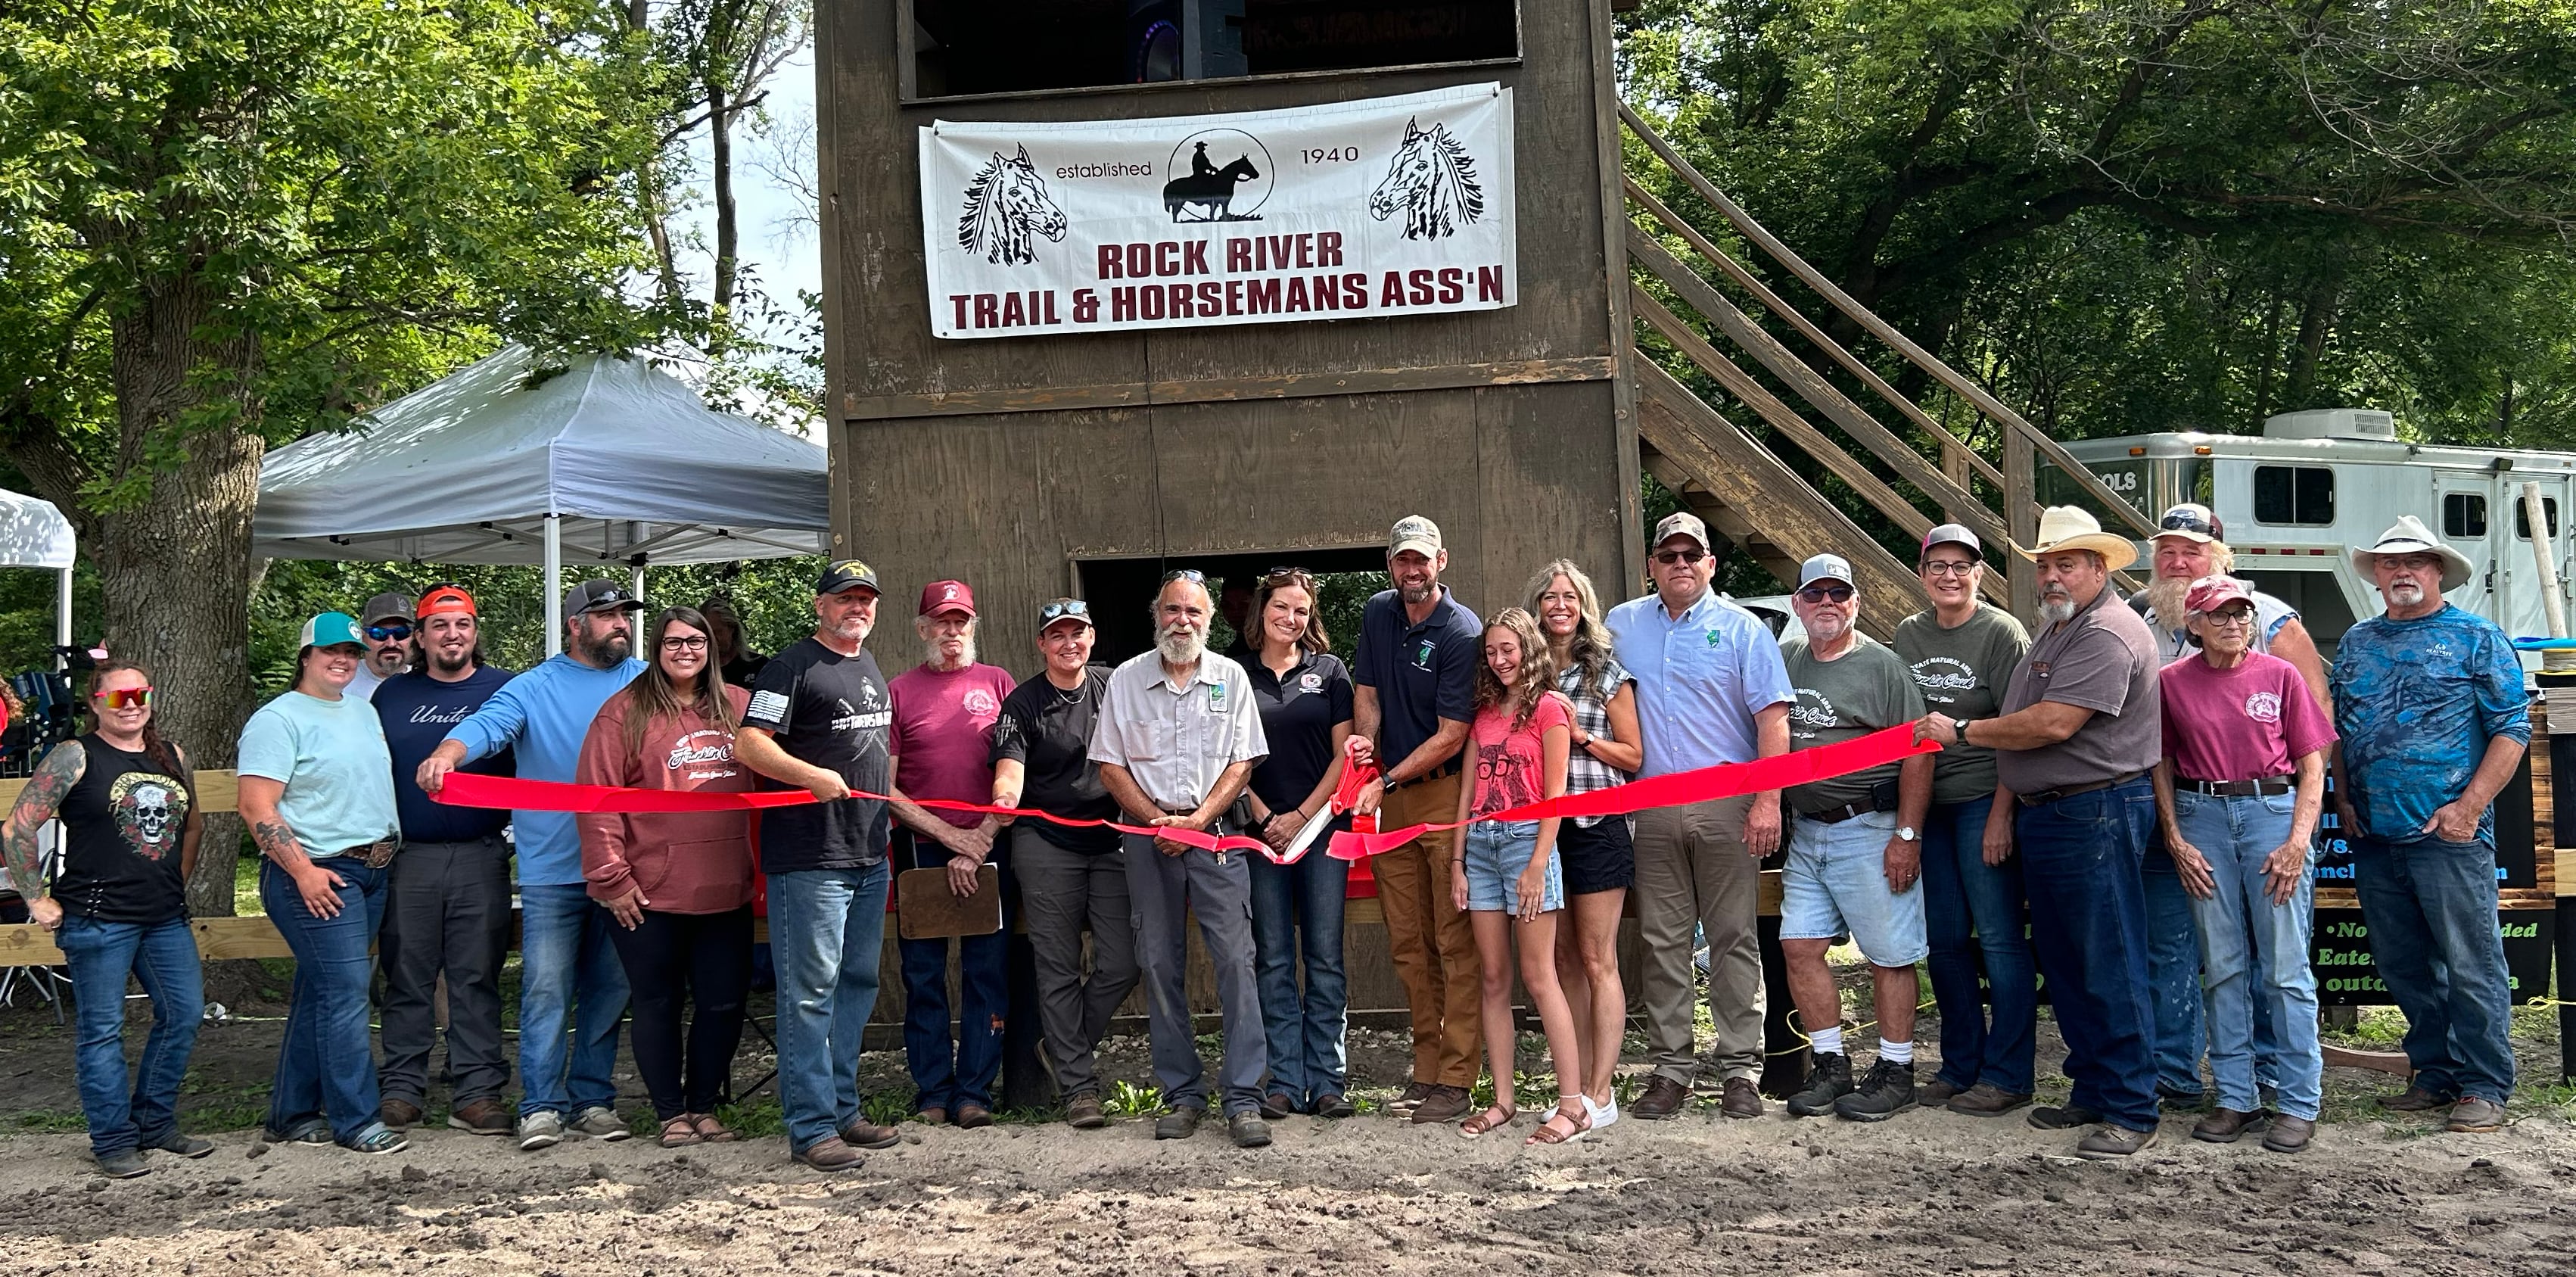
[1469,692,1572,818]
[2158,651,2337,783]
[889,662,1017,829]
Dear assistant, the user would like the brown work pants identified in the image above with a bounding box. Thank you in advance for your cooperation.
[1372,772,1482,1089]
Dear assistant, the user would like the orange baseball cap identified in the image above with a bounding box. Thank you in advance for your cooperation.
[417,585,478,619]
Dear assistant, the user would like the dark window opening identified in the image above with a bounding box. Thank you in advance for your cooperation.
[1075,550,1386,668]
[909,0,1520,98]
[2514,496,2559,540]
[2252,569,2360,662]
[2444,492,2488,540]
[2253,466,2335,526]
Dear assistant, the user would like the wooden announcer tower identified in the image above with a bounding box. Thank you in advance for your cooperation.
[819,0,1639,653]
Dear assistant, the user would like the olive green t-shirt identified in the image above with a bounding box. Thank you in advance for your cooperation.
[1891,604,2031,805]
[1780,633,1925,812]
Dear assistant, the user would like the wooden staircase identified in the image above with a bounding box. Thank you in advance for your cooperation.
[1619,105,2153,633]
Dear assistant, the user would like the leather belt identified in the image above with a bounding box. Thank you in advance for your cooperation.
[1385,758,1461,791]
[2017,771,2145,808]
[336,839,400,869]
[2181,776,2293,797]
[1797,798,1881,824]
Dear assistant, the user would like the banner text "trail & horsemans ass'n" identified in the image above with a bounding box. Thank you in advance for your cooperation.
[920,84,1517,339]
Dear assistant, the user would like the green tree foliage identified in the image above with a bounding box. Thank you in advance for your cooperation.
[0,1,672,911]
[1622,0,2576,447]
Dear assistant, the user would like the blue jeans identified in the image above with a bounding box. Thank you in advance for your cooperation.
[2173,790,2322,1119]
[1249,846,1349,1105]
[260,857,390,1145]
[2350,834,2516,1104]
[898,832,1013,1113]
[516,882,630,1118]
[1918,796,2036,1095]
[2139,843,2206,1098]
[2015,781,2158,1132]
[769,861,891,1152]
[56,914,203,1157]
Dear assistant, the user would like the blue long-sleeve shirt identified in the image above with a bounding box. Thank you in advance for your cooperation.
[2330,603,2530,845]
[446,653,646,884]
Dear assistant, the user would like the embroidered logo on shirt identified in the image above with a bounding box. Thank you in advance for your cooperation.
[2245,690,2282,724]
[1705,629,1722,647]
[963,688,1000,718]
[1412,639,1435,671]
[1299,672,1323,693]
[1209,683,1228,712]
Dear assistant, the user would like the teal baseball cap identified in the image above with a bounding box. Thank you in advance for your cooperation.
[300,612,366,649]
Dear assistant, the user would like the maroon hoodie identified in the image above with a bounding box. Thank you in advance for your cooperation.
[576,682,755,914]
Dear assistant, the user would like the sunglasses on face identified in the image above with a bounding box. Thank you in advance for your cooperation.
[658,634,710,652]
[1653,550,1707,566]
[1797,585,1856,603]
[366,624,412,642]
[95,687,152,710]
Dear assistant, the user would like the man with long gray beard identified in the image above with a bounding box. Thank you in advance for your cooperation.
[371,586,516,1135]
[418,579,649,1151]
[885,580,1016,1127]
[1915,507,2163,1159]
[1091,572,1271,1148]
[2130,502,2330,1111]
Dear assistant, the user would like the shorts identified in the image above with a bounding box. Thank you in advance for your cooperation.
[1460,820,1564,914]
[1780,809,1927,967]
[1557,816,1635,895]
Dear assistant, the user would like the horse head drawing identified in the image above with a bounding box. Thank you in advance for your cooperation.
[1367,117,1484,241]
[957,144,1069,266]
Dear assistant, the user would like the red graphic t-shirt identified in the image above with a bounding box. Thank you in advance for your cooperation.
[889,662,1018,829]
[1468,691,1572,819]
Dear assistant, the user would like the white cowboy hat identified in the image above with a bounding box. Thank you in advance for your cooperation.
[2350,514,2474,591]
[2020,506,2139,573]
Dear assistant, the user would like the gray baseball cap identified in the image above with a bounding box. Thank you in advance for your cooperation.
[359,591,415,627]
[1652,511,1712,552]
[1388,515,1443,558]
[1919,523,1980,559]
[562,578,648,616]
[1797,553,1855,590]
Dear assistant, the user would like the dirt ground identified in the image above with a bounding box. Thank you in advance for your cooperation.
[6,990,2576,1274]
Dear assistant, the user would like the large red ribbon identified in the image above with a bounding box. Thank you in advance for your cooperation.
[428,725,1935,864]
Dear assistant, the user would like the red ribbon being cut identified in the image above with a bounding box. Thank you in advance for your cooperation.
[428,724,1937,866]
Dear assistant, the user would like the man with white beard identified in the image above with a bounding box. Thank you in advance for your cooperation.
[1773,555,1930,1122]
[2332,517,2528,1134]
[1091,572,1272,1148]
[1915,506,2164,1159]
[884,580,1016,1128]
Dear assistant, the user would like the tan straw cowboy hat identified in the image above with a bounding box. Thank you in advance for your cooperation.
[2350,514,2474,592]
[2020,505,2139,574]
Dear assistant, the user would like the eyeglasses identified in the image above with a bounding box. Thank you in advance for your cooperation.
[1920,560,1978,577]
[95,687,152,709]
[1652,550,1707,566]
[1797,585,1856,603]
[2201,609,2257,629]
[365,624,413,642]
[1161,568,1206,584]
[658,634,710,652]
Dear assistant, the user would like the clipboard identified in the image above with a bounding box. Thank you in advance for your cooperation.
[895,864,1003,939]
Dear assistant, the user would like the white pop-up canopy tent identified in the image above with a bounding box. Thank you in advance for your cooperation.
[254,345,829,653]
[0,487,77,649]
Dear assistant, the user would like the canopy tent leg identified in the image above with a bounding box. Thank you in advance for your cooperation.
[54,567,71,648]
[543,513,563,657]
[630,564,647,609]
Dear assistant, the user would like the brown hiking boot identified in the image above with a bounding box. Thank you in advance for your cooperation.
[2377,1084,2456,1113]
[2192,1107,2270,1144]
[1066,1092,1106,1129]
[1409,1085,1471,1124]
[446,1098,512,1135]
[1915,1078,1963,1106]
[1631,1075,1691,1121]
[794,1136,863,1172]
[2075,1124,2159,1159]
[1720,1076,1764,1119]
[1389,1080,1434,1116]
[379,1098,422,1130]
[2445,1097,2506,1133]
[1946,1084,2033,1117]
[2262,1115,2315,1154]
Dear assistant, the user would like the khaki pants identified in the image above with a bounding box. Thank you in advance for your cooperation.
[1632,795,1764,1085]
[1372,772,1482,1089]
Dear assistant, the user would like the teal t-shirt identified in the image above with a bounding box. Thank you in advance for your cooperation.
[238,690,400,858]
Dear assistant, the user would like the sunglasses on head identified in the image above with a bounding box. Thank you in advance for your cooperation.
[1797,584,1856,603]
[365,624,412,642]
[1040,599,1093,624]
[1160,568,1207,585]
[95,686,152,710]
[2160,509,2217,537]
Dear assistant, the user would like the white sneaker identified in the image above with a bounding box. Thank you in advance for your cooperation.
[1585,1095,1620,1131]
[516,1110,564,1151]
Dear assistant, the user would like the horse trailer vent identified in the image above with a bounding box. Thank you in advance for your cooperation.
[2263,408,2397,442]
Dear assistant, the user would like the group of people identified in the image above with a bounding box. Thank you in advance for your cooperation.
[0,499,2530,1176]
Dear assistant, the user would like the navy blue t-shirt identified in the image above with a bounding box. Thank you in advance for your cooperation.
[1354,587,1480,774]
[374,665,515,843]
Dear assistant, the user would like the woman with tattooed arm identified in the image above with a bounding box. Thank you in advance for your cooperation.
[2,659,207,1179]
[237,612,407,1155]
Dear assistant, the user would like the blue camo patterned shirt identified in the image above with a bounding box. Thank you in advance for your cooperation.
[2329,603,2529,845]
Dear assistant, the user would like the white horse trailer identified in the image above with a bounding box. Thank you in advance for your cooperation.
[2053,408,2576,670]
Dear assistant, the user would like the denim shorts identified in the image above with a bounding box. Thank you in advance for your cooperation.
[1781,809,1927,966]
[1460,820,1565,914]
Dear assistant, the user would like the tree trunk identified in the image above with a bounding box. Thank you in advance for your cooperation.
[2282,282,2338,410]
[711,76,738,329]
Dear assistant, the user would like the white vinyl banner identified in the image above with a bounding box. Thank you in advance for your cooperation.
[919,83,1516,340]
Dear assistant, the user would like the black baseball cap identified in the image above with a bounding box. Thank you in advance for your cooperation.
[817,558,882,596]
[562,579,648,616]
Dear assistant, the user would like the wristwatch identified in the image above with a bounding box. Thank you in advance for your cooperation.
[1896,826,1920,843]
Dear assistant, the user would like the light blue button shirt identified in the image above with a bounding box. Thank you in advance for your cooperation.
[1607,590,1795,777]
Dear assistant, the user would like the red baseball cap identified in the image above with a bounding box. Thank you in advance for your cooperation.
[2184,575,2254,615]
[417,585,478,619]
[918,579,976,618]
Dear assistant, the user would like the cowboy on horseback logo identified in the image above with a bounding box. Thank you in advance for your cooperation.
[1163,128,1272,223]
[1368,116,1485,241]
[957,144,1069,266]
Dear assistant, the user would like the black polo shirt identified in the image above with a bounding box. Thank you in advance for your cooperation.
[1246,650,1356,812]
[1353,587,1480,774]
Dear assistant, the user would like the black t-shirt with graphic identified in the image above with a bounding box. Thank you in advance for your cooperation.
[52,733,194,923]
[744,636,894,871]
[989,665,1120,856]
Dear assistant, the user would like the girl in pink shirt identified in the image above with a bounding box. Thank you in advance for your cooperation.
[1448,607,1588,1144]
